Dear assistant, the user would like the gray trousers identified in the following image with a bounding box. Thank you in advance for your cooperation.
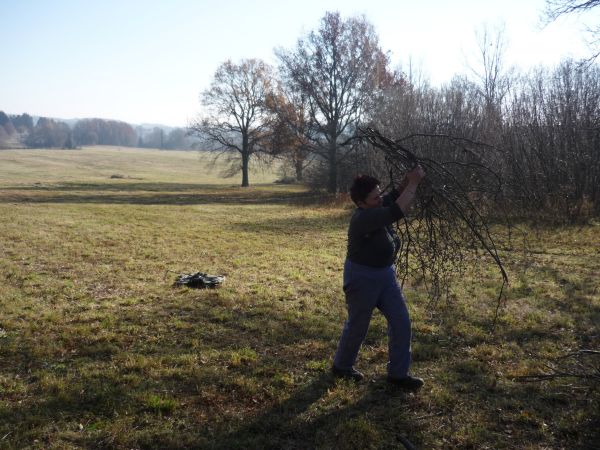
[333,259,412,378]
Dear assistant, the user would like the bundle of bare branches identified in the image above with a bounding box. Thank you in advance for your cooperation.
[357,127,509,319]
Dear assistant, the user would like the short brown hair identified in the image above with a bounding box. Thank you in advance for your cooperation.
[349,175,380,205]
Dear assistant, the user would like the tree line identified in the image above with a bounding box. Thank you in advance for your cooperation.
[190,7,600,219]
[0,113,197,150]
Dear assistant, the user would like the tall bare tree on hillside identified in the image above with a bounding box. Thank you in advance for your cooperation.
[276,11,392,193]
[189,59,274,187]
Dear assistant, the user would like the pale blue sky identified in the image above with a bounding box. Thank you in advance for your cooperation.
[1,0,596,127]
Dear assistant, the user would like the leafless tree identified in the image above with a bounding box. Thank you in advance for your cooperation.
[26,117,73,149]
[546,0,600,14]
[503,60,600,218]
[467,23,514,145]
[544,0,600,62]
[189,59,275,187]
[276,11,392,193]
[73,119,137,147]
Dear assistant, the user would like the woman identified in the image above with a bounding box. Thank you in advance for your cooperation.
[332,166,426,390]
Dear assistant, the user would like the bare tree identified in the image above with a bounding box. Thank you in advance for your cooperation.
[467,23,513,142]
[276,11,391,193]
[189,59,275,187]
[26,117,73,149]
[544,0,600,61]
[504,60,600,218]
[73,119,137,147]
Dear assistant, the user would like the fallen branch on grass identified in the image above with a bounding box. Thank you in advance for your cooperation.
[512,349,600,383]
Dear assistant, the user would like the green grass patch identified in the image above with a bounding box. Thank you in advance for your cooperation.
[0,147,598,449]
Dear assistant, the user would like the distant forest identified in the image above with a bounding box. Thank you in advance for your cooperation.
[0,112,198,150]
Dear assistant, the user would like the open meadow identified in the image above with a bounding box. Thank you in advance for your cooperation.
[0,147,598,449]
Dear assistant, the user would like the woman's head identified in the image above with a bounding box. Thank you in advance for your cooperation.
[350,175,382,208]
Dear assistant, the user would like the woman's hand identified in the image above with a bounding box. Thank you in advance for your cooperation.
[406,165,426,184]
[395,166,425,214]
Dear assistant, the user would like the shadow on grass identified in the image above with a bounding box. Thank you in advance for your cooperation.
[227,211,350,234]
[3,250,597,448]
[0,287,339,447]
[0,182,331,206]
[203,373,418,450]
[2,182,219,192]
[3,282,597,449]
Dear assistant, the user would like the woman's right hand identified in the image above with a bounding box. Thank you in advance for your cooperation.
[406,165,426,184]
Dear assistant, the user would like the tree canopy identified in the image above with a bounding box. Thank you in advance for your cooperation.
[189,58,275,187]
[276,11,392,193]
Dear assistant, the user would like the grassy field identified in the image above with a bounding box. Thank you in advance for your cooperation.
[0,147,598,449]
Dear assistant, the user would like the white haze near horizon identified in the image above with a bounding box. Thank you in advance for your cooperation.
[1,0,596,128]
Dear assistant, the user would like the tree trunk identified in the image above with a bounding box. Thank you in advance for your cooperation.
[327,139,337,193]
[295,158,303,182]
[241,132,250,187]
[241,151,250,187]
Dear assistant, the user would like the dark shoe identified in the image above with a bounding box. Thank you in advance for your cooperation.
[387,375,424,391]
[332,366,364,382]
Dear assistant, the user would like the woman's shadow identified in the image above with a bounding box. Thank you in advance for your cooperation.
[205,372,418,450]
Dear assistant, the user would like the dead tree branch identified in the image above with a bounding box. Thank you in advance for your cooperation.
[357,127,509,324]
[513,349,600,383]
